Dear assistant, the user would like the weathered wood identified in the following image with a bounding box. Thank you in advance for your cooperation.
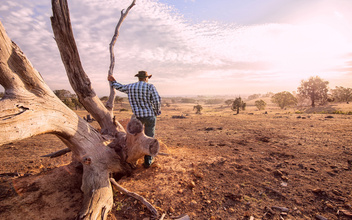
[50,0,124,137]
[0,0,162,219]
[106,0,136,112]
[1,19,126,220]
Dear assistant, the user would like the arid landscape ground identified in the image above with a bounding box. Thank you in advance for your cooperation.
[0,100,352,220]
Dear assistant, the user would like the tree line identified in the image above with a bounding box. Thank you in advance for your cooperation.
[53,89,125,110]
[51,76,351,112]
[226,76,351,112]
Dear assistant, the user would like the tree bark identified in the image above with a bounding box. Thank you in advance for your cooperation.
[50,0,124,137]
[0,0,160,219]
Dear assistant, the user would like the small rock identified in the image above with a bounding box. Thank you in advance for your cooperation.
[190,200,197,206]
[274,170,283,177]
[169,207,175,213]
[272,206,289,212]
[281,175,289,181]
[154,163,162,169]
[338,209,352,217]
[174,214,191,220]
[228,208,235,213]
[189,181,196,188]
[315,214,328,220]
[193,170,204,179]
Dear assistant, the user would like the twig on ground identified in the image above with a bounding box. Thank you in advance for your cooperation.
[110,178,158,216]
[264,186,287,199]
[159,213,166,220]
[41,148,71,158]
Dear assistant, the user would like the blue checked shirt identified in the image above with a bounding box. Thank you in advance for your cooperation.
[111,81,161,117]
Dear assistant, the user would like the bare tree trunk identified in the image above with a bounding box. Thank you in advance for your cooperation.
[50,0,124,137]
[0,0,160,219]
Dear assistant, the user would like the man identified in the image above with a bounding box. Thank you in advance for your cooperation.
[108,71,161,168]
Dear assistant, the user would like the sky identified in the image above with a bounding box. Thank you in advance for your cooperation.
[1,0,352,97]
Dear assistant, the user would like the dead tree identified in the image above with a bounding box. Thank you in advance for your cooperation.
[0,0,159,219]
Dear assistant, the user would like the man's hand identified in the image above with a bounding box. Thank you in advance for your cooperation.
[107,75,116,82]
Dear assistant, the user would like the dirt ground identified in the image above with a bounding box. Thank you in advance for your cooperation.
[0,103,352,220]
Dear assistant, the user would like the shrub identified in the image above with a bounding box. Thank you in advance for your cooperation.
[231,97,246,114]
[255,99,266,110]
[271,91,297,109]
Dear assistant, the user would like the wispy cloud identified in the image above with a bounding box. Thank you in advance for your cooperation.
[1,0,352,96]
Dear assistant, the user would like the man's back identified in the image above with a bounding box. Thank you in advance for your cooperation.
[110,80,161,118]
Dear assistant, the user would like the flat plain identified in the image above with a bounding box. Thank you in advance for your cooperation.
[0,101,351,220]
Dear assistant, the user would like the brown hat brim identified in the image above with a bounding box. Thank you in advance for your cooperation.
[135,74,152,78]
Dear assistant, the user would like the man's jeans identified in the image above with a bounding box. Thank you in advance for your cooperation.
[137,116,156,167]
[137,116,156,138]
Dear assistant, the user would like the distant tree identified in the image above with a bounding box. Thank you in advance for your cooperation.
[231,97,246,114]
[114,96,124,104]
[71,97,83,110]
[255,99,266,110]
[0,91,3,99]
[331,86,352,103]
[100,96,123,105]
[247,94,261,101]
[54,89,80,109]
[205,99,223,104]
[193,104,203,114]
[181,98,196,103]
[242,102,246,111]
[225,99,234,106]
[297,76,329,107]
[271,91,297,109]
[262,92,274,98]
[53,89,73,100]
[62,98,75,109]
[100,96,108,102]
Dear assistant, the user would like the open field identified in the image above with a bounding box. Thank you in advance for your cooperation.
[0,102,352,219]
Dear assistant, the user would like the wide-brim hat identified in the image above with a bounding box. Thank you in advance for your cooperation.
[135,71,152,78]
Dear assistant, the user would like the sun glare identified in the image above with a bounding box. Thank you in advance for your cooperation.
[271,23,348,72]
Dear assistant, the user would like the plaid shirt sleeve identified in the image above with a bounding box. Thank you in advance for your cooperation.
[149,84,161,116]
[110,81,128,94]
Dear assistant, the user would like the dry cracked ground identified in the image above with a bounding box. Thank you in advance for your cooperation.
[0,103,352,220]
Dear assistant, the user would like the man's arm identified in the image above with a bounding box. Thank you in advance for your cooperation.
[108,75,128,93]
[150,85,161,116]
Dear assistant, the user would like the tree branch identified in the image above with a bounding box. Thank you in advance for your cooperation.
[50,0,124,136]
[106,0,136,111]
[110,177,158,217]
